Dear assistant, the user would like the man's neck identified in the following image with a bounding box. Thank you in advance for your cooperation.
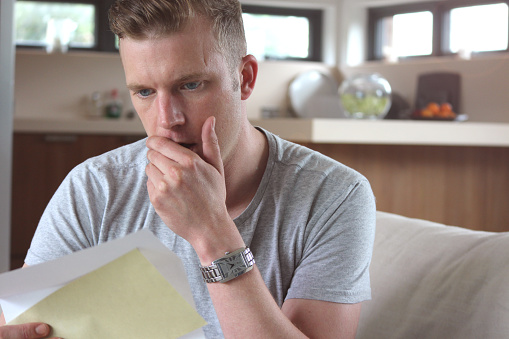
[223,122,269,220]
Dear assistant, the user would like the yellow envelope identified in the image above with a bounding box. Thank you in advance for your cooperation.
[8,249,206,338]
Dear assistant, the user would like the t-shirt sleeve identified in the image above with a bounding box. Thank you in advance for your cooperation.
[24,163,105,266]
[285,178,376,304]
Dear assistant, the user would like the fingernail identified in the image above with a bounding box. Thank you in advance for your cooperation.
[36,323,49,335]
[211,117,216,132]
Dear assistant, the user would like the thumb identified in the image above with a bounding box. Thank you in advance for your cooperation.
[201,116,224,176]
[0,323,52,339]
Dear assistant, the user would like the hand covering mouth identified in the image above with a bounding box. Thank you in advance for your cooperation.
[179,143,196,150]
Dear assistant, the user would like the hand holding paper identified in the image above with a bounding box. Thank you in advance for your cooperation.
[0,322,56,339]
[0,230,206,339]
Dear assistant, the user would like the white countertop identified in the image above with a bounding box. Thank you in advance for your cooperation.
[14,116,146,135]
[13,116,509,147]
[253,118,509,147]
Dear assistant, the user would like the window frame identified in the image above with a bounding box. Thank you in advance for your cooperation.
[15,0,117,52]
[15,0,324,60]
[241,4,323,62]
[368,0,509,61]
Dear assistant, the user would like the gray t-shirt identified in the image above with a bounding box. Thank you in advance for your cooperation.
[26,128,376,338]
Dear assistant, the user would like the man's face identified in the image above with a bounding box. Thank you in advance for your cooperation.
[119,19,243,164]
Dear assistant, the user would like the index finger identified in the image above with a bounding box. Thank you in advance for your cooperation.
[145,136,196,165]
[201,116,224,176]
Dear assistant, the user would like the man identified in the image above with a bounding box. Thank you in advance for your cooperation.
[0,0,376,338]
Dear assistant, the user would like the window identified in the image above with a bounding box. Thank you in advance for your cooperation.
[448,3,508,54]
[15,0,116,52]
[368,1,509,61]
[15,1,95,48]
[242,5,323,62]
[14,1,323,59]
[382,11,434,58]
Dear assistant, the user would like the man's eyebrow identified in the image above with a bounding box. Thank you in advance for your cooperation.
[176,72,207,83]
[126,83,146,92]
[126,72,208,92]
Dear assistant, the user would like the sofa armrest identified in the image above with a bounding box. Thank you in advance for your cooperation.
[356,211,509,339]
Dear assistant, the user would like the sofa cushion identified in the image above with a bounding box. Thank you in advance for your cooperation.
[356,211,509,339]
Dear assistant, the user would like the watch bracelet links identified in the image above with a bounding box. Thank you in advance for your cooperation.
[200,247,255,283]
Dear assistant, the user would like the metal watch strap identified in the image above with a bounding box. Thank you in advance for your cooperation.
[200,247,255,283]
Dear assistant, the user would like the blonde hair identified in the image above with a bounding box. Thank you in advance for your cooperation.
[109,0,247,72]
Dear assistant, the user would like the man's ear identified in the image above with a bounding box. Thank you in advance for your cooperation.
[239,54,258,100]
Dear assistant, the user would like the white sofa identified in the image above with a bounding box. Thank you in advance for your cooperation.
[357,211,509,339]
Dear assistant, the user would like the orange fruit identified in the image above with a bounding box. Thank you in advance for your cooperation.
[426,102,440,115]
[420,108,434,118]
[440,102,453,113]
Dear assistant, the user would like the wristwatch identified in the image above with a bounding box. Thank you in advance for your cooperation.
[200,247,255,283]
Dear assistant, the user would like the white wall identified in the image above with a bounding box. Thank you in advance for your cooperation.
[14,1,344,122]
[0,0,15,273]
[339,0,509,122]
[342,55,509,122]
[15,51,133,119]
[14,52,340,121]
[12,0,509,123]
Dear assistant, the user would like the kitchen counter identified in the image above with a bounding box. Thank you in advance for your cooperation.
[14,116,146,135]
[253,118,509,147]
[13,116,509,147]
[11,116,509,234]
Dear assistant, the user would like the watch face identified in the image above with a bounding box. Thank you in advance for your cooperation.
[217,254,248,279]
[201,248,255,283]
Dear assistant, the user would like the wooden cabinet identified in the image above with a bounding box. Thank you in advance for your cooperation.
[11,130,509,268]
[10,133,145,269]
[302,143,509,233]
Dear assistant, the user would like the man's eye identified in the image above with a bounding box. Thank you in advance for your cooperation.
[183,82,200,90]
[137,89,153,97]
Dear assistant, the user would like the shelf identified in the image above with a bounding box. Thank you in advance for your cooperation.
[13,116,509,147]
[252,118,509,147]
[14,116,146,136]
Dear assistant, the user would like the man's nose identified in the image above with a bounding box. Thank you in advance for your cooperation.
[158,95,185,129]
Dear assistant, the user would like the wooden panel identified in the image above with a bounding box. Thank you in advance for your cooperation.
[301,143,509,232]
[11,136,509,270]
[10,133,144,269]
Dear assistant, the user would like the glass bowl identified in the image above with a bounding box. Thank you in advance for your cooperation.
[339,73,392,119]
